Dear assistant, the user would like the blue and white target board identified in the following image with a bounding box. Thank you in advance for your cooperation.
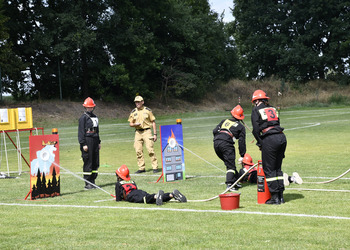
[160,124,185,182]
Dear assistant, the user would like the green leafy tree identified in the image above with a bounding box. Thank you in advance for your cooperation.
[233,0,350,82]
[4,0,110,99]
[0,0,26,99]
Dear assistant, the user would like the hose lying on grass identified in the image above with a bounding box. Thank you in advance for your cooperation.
[303,167,350,184]
[187,163,258,203]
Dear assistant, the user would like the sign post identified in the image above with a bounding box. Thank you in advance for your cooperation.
[160,119,185,182]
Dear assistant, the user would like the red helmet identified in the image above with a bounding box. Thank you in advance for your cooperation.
[242,153,254,166]
[83,97,96,108]
[231,105,245,120]
[116,165,130,181]
[251,90,269,103]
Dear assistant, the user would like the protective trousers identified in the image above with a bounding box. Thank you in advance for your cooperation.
[261,133,287,193]
[81,136,100,184]
[134,129,158,170]
[127,190,171,204]
[214,140,238,185]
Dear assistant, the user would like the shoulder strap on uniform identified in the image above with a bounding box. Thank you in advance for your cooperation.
[120,180,135,185]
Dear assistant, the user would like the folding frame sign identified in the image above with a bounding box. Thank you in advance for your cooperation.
[15,107,33,129]
[160,124,185,182]
[0,108,16,130]
[29,134,60,200]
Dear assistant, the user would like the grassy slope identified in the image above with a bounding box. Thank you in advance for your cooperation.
[1,104,350,249]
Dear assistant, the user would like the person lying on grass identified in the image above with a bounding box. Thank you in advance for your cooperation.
[115,165,187,206]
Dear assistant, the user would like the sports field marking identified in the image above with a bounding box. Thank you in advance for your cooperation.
[0,202,349,220]
[286,188,350,192]
[284,123,320,131]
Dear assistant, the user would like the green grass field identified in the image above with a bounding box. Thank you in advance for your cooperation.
[1,106,350,249]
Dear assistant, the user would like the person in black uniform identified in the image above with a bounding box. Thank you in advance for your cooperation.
[237,153,302,187]
[213,105,246,191]
[115,165,187,205]
[251,90,287,204]
[78,97,101,190]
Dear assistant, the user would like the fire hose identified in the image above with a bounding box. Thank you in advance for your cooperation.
[187,163,258,202]
[303,167,350,184]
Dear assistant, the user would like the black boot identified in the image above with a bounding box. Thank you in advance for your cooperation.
[279,191,285,204]
[84,176,93,190]
[265,192,281,205]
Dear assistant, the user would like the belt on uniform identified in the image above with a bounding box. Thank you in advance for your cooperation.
[219,130,234,138]
[136,128,150,132]
[262,126,276,133]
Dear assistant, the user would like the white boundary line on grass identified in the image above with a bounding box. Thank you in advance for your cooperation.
[0,202,349,220]
[286,188,350,192]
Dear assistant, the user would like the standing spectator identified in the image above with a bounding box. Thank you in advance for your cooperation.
[78,97,101,190]
[213,105,246,191]
[128,96,159,173]
[251,90,287,204]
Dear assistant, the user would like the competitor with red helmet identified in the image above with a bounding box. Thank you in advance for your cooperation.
[238,153,258,184]
[237,154,302,189]
[251,90,287,204]
[213,105,246,191]
[78,97,101,190]
[115,165,187,205]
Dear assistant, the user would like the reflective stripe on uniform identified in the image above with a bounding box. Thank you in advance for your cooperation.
[143,196,146,204]
[226,169,236,174]
[266,176,284,182]
[92,170,98,174]
[83,172,92,175]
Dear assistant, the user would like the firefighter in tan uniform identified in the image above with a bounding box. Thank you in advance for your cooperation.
[128,96,159,174]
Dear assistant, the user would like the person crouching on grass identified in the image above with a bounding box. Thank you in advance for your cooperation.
[115,165,187,205]
[237,153,303,203]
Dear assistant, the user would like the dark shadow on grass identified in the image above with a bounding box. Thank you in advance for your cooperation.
[60,182,115,196]
[284,193,304,202]
[97,182,116,188]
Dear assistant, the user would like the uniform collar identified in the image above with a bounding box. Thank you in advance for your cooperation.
[136,106,144,111]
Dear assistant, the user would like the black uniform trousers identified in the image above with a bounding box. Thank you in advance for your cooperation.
[214,140,238,185]
[261,133,287,193]
[81,136,100,184]
[126,190,171,204]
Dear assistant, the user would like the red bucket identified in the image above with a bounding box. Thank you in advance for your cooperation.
[219,193,240,210]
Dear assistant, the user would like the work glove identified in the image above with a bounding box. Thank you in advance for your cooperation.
[237,157,243,165]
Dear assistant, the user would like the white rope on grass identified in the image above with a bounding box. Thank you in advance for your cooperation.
[181,145,225,173]
[187,163,258,202]
[3,132,9,176]
[52,162,115,198]
[16,129,23,175]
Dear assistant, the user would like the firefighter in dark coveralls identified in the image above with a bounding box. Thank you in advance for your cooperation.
[213,105,246,191]
[115,165,187,205]
[251,90,287,204]
[238,153,302,187]
[78,97,101,190]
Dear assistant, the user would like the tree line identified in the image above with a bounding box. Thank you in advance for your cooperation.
[0,0,348,102]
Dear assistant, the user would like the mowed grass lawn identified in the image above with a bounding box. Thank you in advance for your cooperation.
[0,106,350,249]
